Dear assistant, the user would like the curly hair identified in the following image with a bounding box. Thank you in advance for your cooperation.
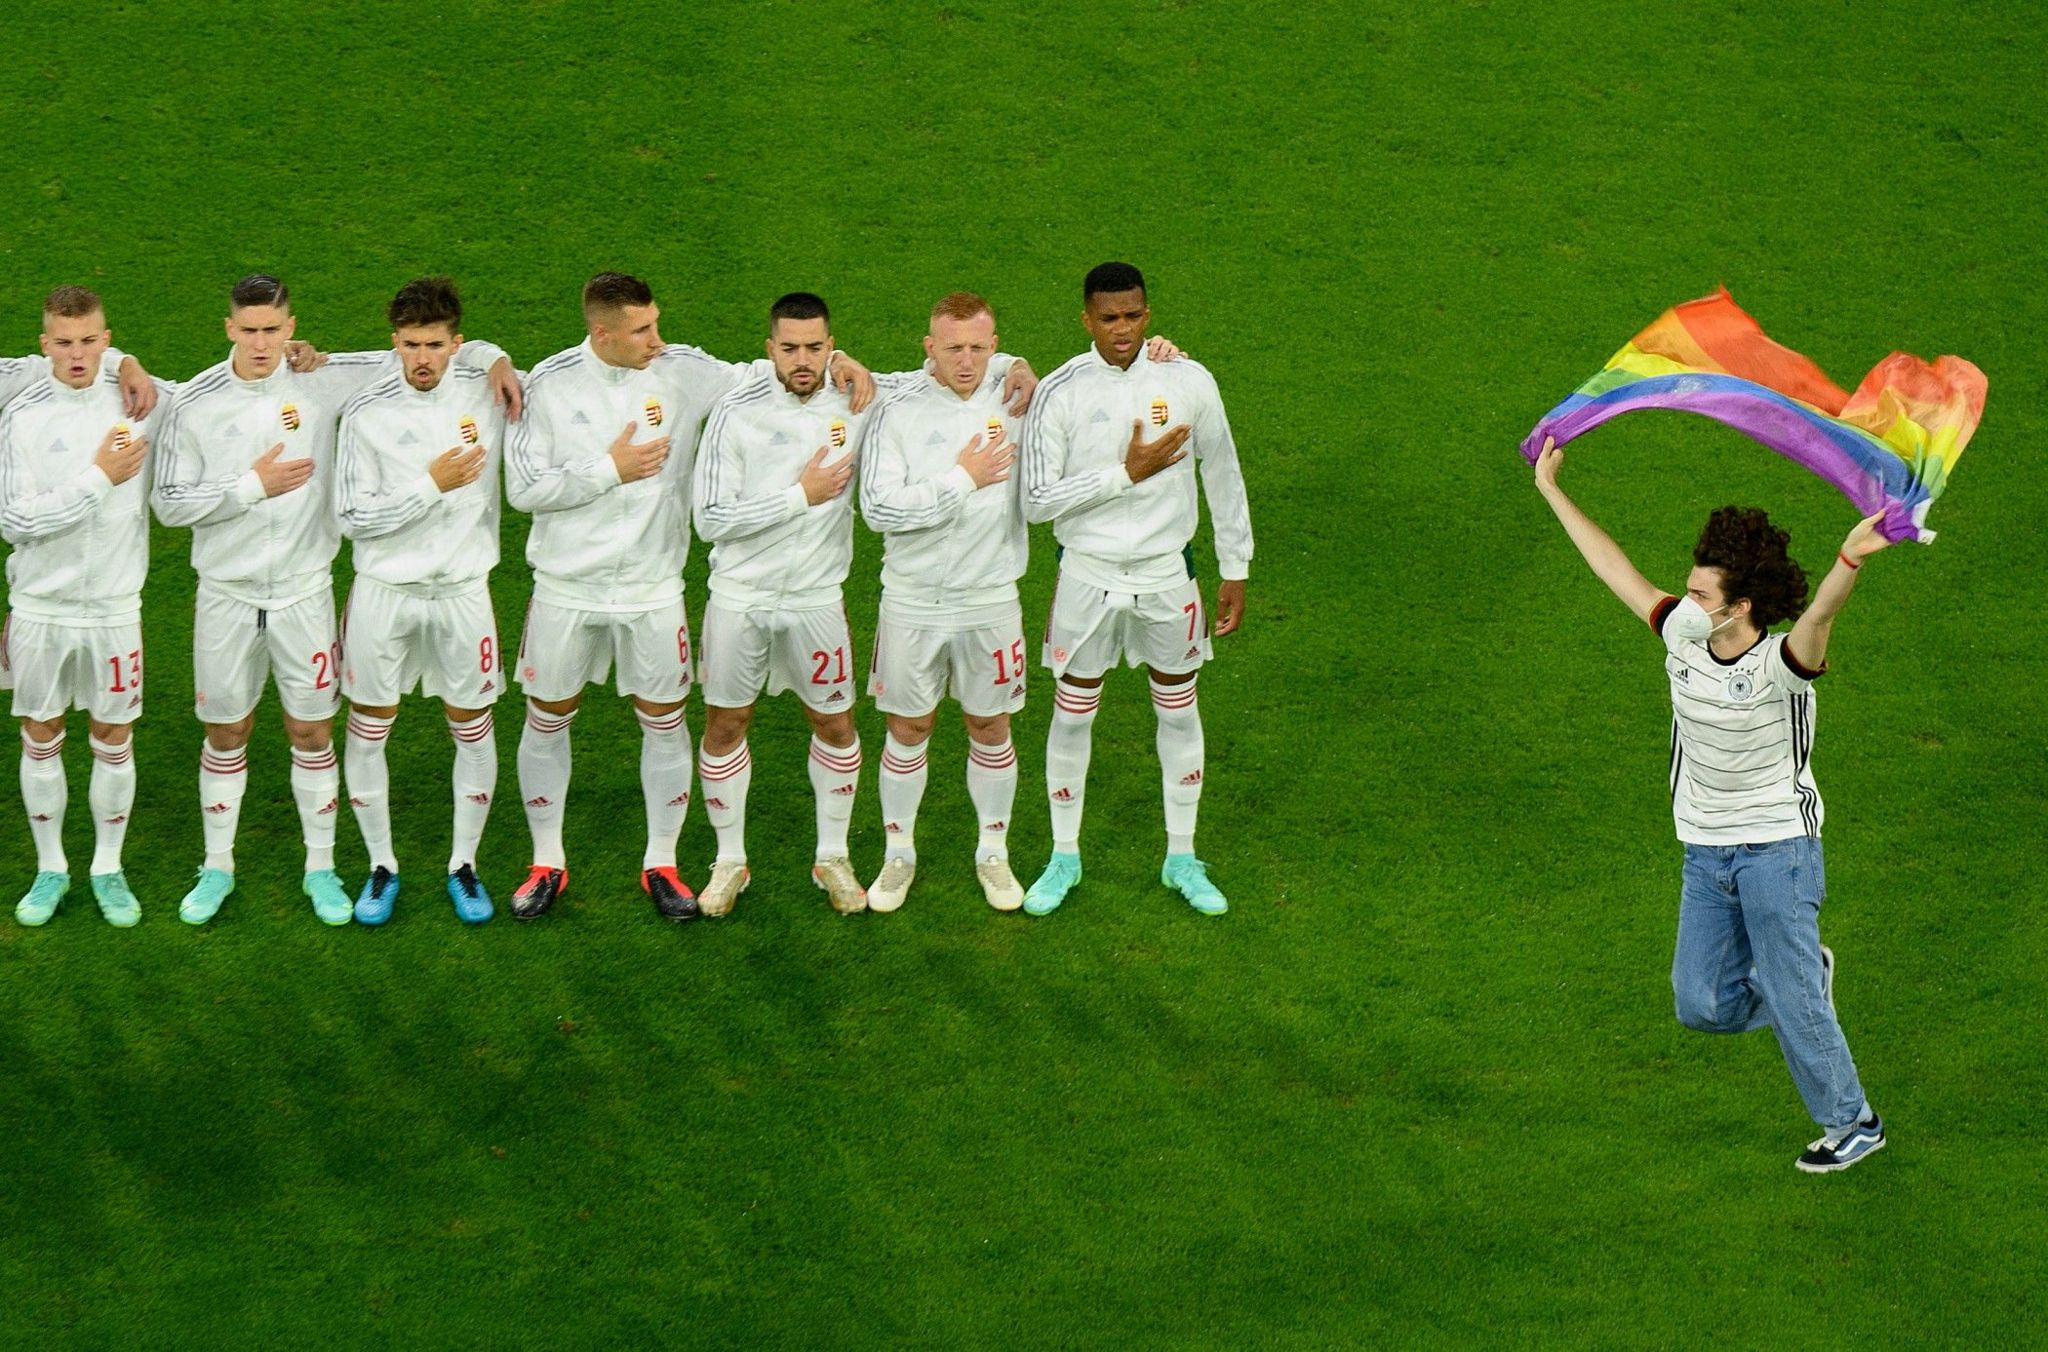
[1694,506,1808,627]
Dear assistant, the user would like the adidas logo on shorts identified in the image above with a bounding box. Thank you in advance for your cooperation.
[826,691,845,703]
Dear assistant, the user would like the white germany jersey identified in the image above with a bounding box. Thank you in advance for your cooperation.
[1020,344,1252,594]
[1653,597,1825,846]
[859,366,1025,623]
[0,368,165,624]
[695,371,879,612]
[507,339,754,612]
[152,346,504,609]
[335,365,506,597]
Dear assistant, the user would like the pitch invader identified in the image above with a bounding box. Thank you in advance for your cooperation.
[334,277,521,924]
[154,274,515,925]
[504,273,877,921]
[1019,262,1254,916]
[1,287,171,926]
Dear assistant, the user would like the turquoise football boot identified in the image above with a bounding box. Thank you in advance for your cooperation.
[447,864,494,924]
[15,871,71,926]
[1162,854,1227,915]
[355,866,400,925]
[179,867,236,925]
[1023,852,1081,916]
[303,870,353,926]
[91,871,142,927]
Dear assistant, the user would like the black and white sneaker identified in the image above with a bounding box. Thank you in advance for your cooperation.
[511,866,568,920]
[1797,1113,1885,1173]
[1821,944,1836,1013]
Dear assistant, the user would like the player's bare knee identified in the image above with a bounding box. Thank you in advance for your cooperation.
[21,716,65,743]
[87,719,134,746]
[964,712,1009,744]
[351,702,400,720]
[1142,664,1195,687]
[887,711,937,745]
[702,704,752,755]
[632,695,686,718]
[528,693,582,718]
[1058,672,1105,691]
[205,714,257,751]
[443,704,490,724]
[806,707,857,748]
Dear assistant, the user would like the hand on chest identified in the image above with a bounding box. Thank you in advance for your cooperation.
[1074,381,1186,466]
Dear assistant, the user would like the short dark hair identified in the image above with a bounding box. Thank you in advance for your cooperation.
[231,274,290,312]
[1084,262,1146,301]
[43,285,104,320]
[769,292,830,331]
[1694,506,1809,628]
[582,272,655,320]
[388,276,462,331]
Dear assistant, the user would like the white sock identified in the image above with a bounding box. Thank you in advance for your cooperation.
[345,709,397,872]
[518,702,575,870]
[199,741,248,872]
[809,735,861,861]
[1152,675,1204,856]
[290,742,339,873]
[1046,681,1100,854]
[20,729,68,874]
[88,735,136,875]
[966,736,1017,862]
[699,740,752,863]
[637,705,692,870]
[878,734,928,864]
[448,710,496,873]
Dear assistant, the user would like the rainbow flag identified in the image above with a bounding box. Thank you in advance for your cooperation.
[1520,289,1987,542]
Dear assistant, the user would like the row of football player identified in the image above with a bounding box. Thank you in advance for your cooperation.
[0,261,1254,928]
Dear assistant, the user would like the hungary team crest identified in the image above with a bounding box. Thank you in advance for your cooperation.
[645,397,664,427]
[280,402,301,432]
[458,416,480,446]
[1149,397,1169,427]
[829,419,847,448]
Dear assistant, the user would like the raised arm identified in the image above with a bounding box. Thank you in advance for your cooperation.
[1785,512,1889,672]
[1533,439,1663,624]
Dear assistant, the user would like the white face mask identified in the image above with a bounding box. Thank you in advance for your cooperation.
[1668,597,1738,642]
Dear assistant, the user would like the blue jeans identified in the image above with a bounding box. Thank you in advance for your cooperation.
[1674,837,1866,1132]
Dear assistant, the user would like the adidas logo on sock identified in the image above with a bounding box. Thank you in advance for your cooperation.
[1052,788,1074,802]
[204,802,231,814]
[525,795,553,808]
[667,793,690,807]
[831,785,857,796]
[885,821,903,833]
[466,792,491,804]
[1179,770,1203,785]
[706,797,726,810]
[318,798,338,814]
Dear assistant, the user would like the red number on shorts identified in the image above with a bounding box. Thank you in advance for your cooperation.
[810,647,847,685]
[106,649,142,693]
[992,639,1026,684]
[480,637,495,673]
[1184,601,1200,641]
[677,627,691,663]
[312,650,332,689]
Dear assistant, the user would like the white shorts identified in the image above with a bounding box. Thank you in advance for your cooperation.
[869,607,1027,718]
[342,578,502,709]
[516,596,692,704]
[701,599,856,715]
[193,587,341,723]
[1042,571,1210,680]
[4,613,145,724]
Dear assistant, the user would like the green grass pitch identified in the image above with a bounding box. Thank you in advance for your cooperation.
[2,1,2042,1344]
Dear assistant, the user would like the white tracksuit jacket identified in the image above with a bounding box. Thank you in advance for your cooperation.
[1020,344,1252,593]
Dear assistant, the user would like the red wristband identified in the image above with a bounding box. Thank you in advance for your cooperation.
[1838,550,1861,571]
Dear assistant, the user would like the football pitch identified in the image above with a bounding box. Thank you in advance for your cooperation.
[3,1,2042,1344]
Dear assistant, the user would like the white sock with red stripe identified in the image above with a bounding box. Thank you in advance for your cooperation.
[699,740,752,863]
[1046,680,1100,853]
[966,735,1017,862]
[290,742,339,873]
[20,729,68,873]
[88,734,136,875]
[1151,675,1204,855]
[637,705,692,870]
[518,702,575,869]
[200,741,248,872]
[448,710,496,873]
[345,710,398,872]
[878,734,929,864]
[809,735,862,861]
